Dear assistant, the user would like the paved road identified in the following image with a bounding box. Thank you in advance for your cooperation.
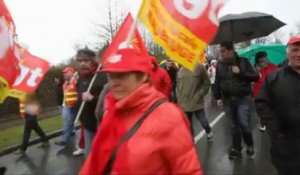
[195,99,277,175]
[0,96,277,175]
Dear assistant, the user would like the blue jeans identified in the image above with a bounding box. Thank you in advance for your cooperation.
[185,109,211,136]
[62,106,76,143]
[84,129,95,157]
[223,95,254,151]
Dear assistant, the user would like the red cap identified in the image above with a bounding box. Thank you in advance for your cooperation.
[100,48,152,74]
[63,67,75,73]
[288,36,300,45]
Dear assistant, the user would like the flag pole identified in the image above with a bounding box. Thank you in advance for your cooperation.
[74,1,145,125]
[125,0,144,47]
[74,63,102,125]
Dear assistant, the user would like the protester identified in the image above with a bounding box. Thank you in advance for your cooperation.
[94,84,109,122]
[53,76,64,108]
[79,48,202,175]
[55,67,78,146]
[75,48,107,157]
[253,51,278,132]
[73,125,85,156]
[164,59,178,102]
[213,42,259,159]
[208,59,218,94]
[150,56,172,98]
[15,93,49,154]
[177,63,213,141]
[255,36,300,175]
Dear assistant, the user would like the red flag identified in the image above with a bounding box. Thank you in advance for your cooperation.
[0,0,15,30]
[0,0,20,102]
[10,48,50,95]
[138,0,226,70]
[101,13,147,64]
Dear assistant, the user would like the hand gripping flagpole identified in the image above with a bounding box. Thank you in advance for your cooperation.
[74,63,102,125]
[73,1,144,125]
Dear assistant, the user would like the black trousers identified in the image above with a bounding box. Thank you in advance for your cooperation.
[271,136,300,175]
[0,167,6,175]
[21,115,48,151]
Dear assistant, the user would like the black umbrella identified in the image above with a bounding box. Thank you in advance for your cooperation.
[211,12,286,45]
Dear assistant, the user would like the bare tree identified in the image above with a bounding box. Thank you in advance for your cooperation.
[93,0,127,48]
[207,45,220,60]
[72,42,83,51]
[273,30,285,44]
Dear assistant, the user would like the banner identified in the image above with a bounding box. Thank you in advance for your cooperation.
[101,13,147,64]
[0,0,20,102]
[138,0,226,70]
[8,47,50,99]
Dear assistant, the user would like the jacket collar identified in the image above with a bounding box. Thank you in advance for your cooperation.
[107,83,165,113]
[285,66,300,75]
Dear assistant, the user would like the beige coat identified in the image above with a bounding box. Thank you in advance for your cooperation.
[176,64,211,112]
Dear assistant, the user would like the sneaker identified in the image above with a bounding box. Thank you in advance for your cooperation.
[54,140,66,146]
[14,149,25,155]
[38,141,50,148]
[73,148,85,156]
[228,148,242,159]
[259,125,266,132]
[207,131,213,142]
[246,146,255,159]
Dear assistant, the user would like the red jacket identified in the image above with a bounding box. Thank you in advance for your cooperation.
[253,63,278,97]
[79,84,202,175]
[150,59,172,97]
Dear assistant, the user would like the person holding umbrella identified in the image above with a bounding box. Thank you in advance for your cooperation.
[253,51,278,132]
[256,36,300,175]
[213,42,259,159]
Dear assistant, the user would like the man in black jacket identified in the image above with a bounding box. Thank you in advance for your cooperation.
[75,48,107,157]
[213,42,259,159]
[256,36,300,175]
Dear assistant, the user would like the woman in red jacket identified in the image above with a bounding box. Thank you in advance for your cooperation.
[253,51,278,131]
[79,48,202,175]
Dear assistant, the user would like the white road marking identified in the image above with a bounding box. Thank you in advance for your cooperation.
[194,112,225,144]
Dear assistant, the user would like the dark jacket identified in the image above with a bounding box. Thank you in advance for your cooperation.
[165,66,178,85]
[278,59,289,68]
[94,84,109,122]
[213,54,259,99]
[255,66,300,138]
[76,72,107,132]
[55,82,64,106]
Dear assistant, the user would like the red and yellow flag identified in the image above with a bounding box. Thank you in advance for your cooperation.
[101,13,147,64]
[138,0,226,70]
[0,0,20,102]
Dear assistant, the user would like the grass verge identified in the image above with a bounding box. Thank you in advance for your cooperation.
[0,115,62,150]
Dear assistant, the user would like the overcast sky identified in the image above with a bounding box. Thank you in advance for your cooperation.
[5,0,300,65]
